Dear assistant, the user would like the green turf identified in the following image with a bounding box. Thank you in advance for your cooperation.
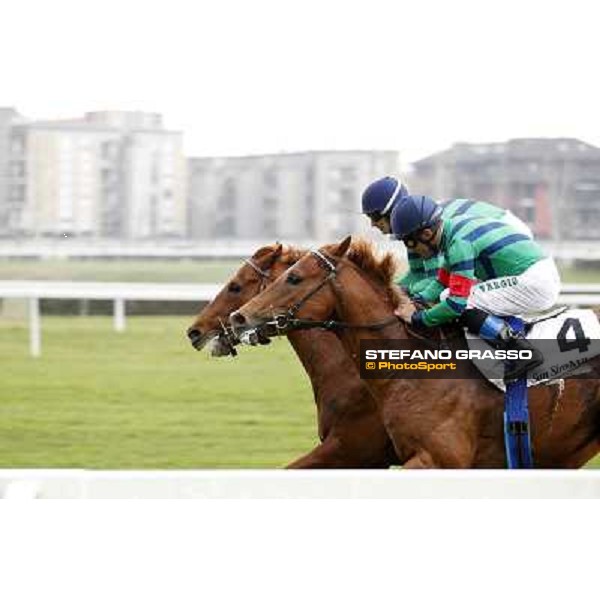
[0,259,240,283]
[560,265,600,284]
[1,258,600,284]
[0,316,318,468]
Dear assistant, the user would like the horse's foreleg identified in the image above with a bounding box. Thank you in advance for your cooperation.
[286,437,395,469]
[285,438,347,469]
[401,437,478,468]
[402,452,438,468]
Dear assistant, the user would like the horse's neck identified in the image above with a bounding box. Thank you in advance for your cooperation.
[315,264,403,377]
[286,330,331,379]
[333,264,408,342]
[285,330,352,410]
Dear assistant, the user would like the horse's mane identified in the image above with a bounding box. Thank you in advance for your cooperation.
[343,238,407,307]
[281,245,308,266]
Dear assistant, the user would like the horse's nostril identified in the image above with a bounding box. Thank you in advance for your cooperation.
[231,311,246,325]
[187,327,201,341]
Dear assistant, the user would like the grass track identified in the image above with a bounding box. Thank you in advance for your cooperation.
[0,316,317,468]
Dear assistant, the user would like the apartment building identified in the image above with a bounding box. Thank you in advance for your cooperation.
[0,108,25,233]
[0,109,186,240]
[188,150,400,242]
[410,138,600,240]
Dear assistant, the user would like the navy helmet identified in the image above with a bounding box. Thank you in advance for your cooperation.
[390,195,443,239]
[361,176,409,218]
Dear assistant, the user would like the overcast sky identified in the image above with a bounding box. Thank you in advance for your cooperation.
[2,0,598,165]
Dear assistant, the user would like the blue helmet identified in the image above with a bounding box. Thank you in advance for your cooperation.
[361,176,409,218]
[390,195,442,239]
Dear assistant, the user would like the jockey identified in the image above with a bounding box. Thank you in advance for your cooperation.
[361,177,533,297]
[390,195,561,380]
[409,198,533,301]
[361,176,436,295]
[361,176,409,235]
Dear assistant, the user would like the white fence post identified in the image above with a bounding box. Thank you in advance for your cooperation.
[114,298,126,332]
[29,297,41,357]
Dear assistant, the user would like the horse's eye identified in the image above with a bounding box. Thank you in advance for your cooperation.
[286,272,302,285]
[228,282,242,293]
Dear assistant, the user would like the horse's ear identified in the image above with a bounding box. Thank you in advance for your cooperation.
[264,242,283,268]
[332,235,352,257]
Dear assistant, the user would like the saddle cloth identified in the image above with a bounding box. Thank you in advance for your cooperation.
[466,308,600,391]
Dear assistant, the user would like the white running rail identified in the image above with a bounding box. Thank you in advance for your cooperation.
[0,280,598,357]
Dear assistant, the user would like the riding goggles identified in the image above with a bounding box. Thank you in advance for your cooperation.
[396,232,420,248]
[366,210,386,222]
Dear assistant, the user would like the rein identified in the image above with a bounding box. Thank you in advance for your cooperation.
[271,315,400,333]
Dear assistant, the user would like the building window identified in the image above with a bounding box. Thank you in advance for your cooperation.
[263,168,278,190]
[338,166,357,182]
[220,178,237,212]
[214,178,237,237]
[263,217,277,237]
[10,161,25,177]
[262,196,277,236]
[101,141,118,159]
[518,197,536,224]
[150,161,160,184]
[336,187,355,210]
[10,135,25,155]
[9,184,26,203]
[214,217,235,237]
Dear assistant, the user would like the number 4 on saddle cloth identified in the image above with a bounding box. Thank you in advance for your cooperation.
[465,308,600,468]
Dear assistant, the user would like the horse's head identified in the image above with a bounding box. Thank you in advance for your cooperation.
[230,236,355,335]
[186,243,308,355]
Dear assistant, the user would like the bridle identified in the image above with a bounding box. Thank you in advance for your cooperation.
[244,257,272,291]
[231,248,443,349]
[269,249,398,334]
[279,250,338,326]
[272,250,451,352]
[216,256,276,356]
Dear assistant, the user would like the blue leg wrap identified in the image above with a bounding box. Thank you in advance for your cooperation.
[503,316,533,468]
[479,314,507,341]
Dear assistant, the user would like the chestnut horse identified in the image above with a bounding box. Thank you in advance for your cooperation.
[231,236,600,468]
[187,243,397,468]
